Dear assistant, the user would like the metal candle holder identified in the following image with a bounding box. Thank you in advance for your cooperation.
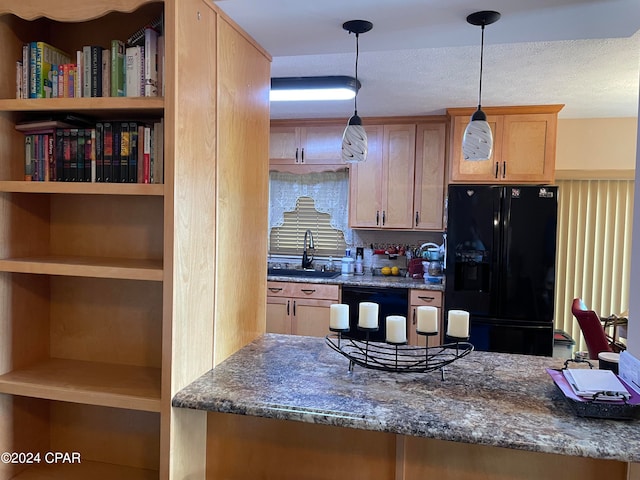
[326,327,473,380]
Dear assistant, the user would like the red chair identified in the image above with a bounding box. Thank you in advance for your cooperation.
[571,298,613,360]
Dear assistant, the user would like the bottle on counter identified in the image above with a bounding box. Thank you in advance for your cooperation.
[355,253,364,275]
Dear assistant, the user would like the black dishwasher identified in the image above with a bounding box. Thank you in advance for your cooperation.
[341,286,409,342]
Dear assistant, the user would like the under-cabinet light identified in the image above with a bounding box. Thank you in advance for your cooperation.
[270,76,360,102]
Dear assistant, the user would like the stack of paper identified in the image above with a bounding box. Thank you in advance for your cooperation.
[563,368,630,401]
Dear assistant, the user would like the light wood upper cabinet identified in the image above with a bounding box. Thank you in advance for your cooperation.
[349,124,415,229]
[270,124,345,165]
[447,105,563,184]
[413,123,446,230]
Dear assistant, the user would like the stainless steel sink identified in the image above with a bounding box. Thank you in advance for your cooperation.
[267,267,341,279]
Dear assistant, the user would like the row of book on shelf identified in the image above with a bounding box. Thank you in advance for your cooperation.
[19,119,164,184]
[15,16,163,99]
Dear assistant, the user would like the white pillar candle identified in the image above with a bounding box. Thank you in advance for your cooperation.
[447,310,470,338]
[329,304,349,330]
[416,306,438,334]
[386,315,407,343]
[358,302,379,329]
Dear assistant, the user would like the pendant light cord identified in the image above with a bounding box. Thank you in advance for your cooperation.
[354,32,359,115]
[478,24,485,109]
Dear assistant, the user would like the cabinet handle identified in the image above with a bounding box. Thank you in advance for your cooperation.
[415,211,419,227]
[502,161,506,179]
[301,148,305,163]
[418,296,435,302]
[376,211,380,225]
[494,161,499,178]
[293,300,296,316]
[268,287,283,293]
[412,308,416,325]
[295,147,299,163]
[300,289,316,295]
[382,211,386,226]
[287,300,290,315]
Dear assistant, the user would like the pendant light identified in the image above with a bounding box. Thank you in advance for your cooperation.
[341,19,373,164]
[462,10,501,161]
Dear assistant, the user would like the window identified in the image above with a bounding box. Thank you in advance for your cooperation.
[270,196,347,256]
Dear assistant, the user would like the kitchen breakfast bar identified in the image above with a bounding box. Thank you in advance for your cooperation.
[172,334,640,479]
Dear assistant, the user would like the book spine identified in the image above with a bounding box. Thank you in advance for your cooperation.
[157,34,164,97]
[51,65,58,98]
[85,128,94,182]
[125,47,138,96]
[48,133,55,182]
[62,129,71,181]
[82,46,91,98]
[90,46,102,97]
[24,135,33,181]
[67,65,75,98]
[137,125,144,183]
[58,64,65,98]
[35,43,43,98]
[95,123,104,182]
[32,134,39,181]
[75,51,83,98]
[29,42,37,98]
[16,61,22,99]
[153,119,164,184]
[39,42,70,98]
[55,130,64,181]
[103,122,113,182]
[69,129,78,181]
[112,122,121,181]
[111,40,126,97]
[119,122,130,183]
[22,44,29,99]
[143,126,151,183]
[78,129,86,182]
[144,28,158,97]
[101,49,111,97]
[129,122,138,183]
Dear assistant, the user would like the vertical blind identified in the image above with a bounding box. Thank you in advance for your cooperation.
[555,179,634,352]
[269,196,347,256]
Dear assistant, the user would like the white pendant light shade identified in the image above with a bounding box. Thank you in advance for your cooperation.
[342,20,372,164]
[462,108,493,161]
[462,11,500,162]
[342,115,368,163]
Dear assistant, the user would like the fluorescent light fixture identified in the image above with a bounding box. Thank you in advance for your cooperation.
[270,76,360,102]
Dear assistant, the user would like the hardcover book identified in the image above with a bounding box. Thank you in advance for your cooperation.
[110,40,126,97]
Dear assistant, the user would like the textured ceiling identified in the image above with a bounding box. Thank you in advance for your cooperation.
[216,0,640,120]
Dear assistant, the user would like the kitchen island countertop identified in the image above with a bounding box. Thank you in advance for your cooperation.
[267,272,444,291]
[172,333,640,463]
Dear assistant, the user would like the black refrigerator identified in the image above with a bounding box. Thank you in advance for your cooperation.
[444,185,558,356]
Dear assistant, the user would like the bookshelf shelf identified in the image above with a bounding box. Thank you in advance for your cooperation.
[0,255,163,280]
[0,97,164,114]
[0,358,162,412]
[10,461,159,480]
[0,180,164,195]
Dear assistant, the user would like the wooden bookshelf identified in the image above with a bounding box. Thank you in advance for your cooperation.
[0,0,271,478]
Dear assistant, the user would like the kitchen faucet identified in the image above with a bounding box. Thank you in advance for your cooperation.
[302,229,315,269]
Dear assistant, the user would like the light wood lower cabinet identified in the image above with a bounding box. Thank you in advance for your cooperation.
[408,290,443,347]
[266,282,340,337]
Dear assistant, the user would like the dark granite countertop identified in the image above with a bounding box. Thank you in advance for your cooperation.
[172,334,640,463]
[267,272,444,291]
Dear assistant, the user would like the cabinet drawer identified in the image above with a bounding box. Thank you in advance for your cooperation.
[267,281,339,301]
[409,290,442,307]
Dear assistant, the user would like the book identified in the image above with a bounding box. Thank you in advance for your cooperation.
[126,14,163,46]
[137,124,145,183]
[82,46,91,97]
[62,129,71,181]
[47,133,55,181]
[24,135,33,181]
[129,122,138,183]
[143,27,158,97]
[101,49,111,97]
[55,130,64,181]
[90,46,102,97]
[103,122,113,182]
[16,61,23,99]
[29,42,36,98]
[95,123,104,182]
[66,64,75,98]
[22,44,29,99]
[69,129,78,181]
[143,125,151,183]
[37,42,70,98]
[153,119,164,184]
[157,34,164,97]
[119,122,130,182]
[15,120,76,133]
[75,50,82,98]
[110,40,126,97]
[57,64,65,98]
[125,45,144,97]
[112,122,121,181]
[51,65,58,98]
[85,128,93,182]
[77,129,85,181]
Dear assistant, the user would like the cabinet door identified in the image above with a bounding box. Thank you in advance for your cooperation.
[270,126,300,164]
[349,125,384,228]
[300,125,345,164]
[407,290,443,347]
[381,124,416,229]
[448,114,503,183]
[413,123,446,230]
[500,114,556,183]
[266,297,291,334]
[291,299,334,337]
